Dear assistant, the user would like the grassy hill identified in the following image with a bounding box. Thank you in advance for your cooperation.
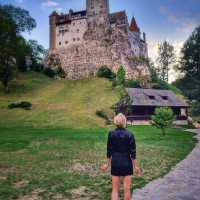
[0,72,120,128]
[0,72,197,200]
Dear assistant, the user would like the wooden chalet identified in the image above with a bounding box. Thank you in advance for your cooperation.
[121,88,189,125]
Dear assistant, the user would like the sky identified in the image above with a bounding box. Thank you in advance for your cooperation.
[1,0,200,82]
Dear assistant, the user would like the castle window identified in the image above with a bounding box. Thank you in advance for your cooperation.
[59,42,61,45]
[161,96,168,100]
[73,22,75,26]
[77,38,80,41]
[77,29,80,32]
[65,41,68,44]
[148,95,155,100]
[73,38,76,41]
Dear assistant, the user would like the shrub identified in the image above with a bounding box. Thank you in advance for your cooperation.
[96,110,111,125]
[124,79,141,88]
[151,107,175,136]
[43,67,56,78]
[190,100,200,116]
[43,66,66,78]
[8,101,32,110]
[116,66,125,85]
[97,66,116,80]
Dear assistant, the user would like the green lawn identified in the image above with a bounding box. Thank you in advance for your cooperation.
[0,126,196,200]
[0,72,197,199]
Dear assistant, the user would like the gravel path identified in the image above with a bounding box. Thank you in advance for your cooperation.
[132,129,200,200]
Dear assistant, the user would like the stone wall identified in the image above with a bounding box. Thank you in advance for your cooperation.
[56,18,87,48]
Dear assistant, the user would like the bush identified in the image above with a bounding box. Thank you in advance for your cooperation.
[97,66,116,80]
[116,66,125,85]
[96,110,111,125]
[43,66,66,79]
[124,79,141,88]
[190,101,200,116]
[43,67,56,78]
[8,101,32,110]
[151,107,175,136]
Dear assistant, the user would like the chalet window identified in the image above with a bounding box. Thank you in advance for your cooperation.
[148,95,155,100]
[162,96,168,100]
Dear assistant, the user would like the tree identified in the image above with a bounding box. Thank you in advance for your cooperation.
[0,5,36,92]
[27,40,47,71]
[116,66,126,85]
[151,107,175,136]
[176,26,200,101]
[157,41,176,82]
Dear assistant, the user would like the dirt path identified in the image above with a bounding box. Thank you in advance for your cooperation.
[132,129,200,200]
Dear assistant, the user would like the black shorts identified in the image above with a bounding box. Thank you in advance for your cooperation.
[111,152,133,176]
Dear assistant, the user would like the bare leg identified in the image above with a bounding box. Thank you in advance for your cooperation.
[123,176,132,200]
[112,176,120,200]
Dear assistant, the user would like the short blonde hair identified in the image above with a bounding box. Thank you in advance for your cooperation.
[114,113,127,128]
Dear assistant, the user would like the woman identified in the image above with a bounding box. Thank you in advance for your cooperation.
[101,113,141,200]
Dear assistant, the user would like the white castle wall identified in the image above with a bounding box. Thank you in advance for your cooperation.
[56,18,87,48]
[128,31,148,58]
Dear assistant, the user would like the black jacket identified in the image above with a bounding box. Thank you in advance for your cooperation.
[107,128,136,160]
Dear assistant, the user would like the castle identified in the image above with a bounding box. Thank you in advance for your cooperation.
[45,0,150,80]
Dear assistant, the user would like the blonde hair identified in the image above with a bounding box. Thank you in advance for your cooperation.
[114,113,127,128]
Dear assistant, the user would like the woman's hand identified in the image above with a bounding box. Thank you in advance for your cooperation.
[100,163,109,172]
[134,166,141,177]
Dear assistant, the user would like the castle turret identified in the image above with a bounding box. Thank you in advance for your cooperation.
[49,11,58,51]
[130,16,140,32]
[86,0,109,17]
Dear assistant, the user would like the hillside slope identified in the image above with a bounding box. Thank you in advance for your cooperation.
[0,72,120,128]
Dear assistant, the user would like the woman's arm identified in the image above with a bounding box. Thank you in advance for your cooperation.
[101,131,112,172]
[130,134,141,176]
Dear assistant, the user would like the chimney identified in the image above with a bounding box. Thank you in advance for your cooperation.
[49,11,58,51]
[143,32,146,42]
[69,9,73,16]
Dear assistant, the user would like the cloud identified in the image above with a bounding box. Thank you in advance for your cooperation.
[41,0,60,8]
[159,4,199,34]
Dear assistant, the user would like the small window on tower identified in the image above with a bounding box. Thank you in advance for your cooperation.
[65,41,68,44]
[162,96,168,100]
[59,42,61,45]
[148,95,155,100]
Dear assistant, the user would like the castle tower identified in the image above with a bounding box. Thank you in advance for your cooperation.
[130,16,140,32]
[86,0,109,17]
[49,11,58,51]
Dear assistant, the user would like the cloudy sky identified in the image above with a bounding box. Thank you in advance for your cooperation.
[1,0,200,81]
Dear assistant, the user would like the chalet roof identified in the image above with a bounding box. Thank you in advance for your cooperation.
[109,11,126,24]
[126,88,188,107]
[130,16,140,32]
